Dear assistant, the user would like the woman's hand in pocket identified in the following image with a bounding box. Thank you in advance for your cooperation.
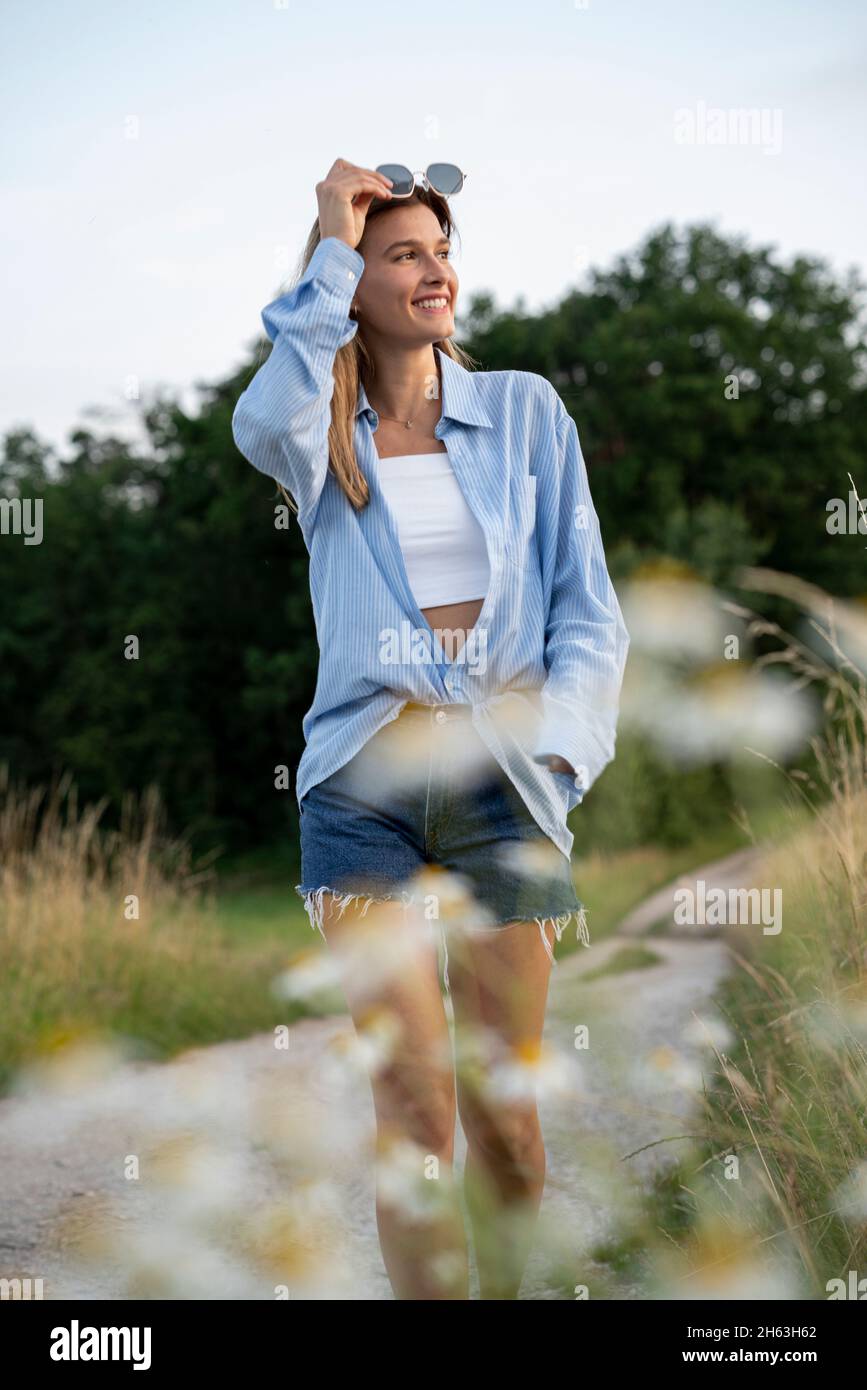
[545,754,575,776]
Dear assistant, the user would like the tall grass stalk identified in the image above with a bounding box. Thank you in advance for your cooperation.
[646,571,867,1298]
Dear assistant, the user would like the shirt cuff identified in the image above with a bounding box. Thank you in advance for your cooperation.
[530,703,597,793]
[306,235,366,297]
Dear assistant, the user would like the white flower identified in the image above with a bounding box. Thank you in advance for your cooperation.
[834,1161,867,1223]
[273,949,341,1001]
[481,1039,582,1104]
[635,1045,706,1094]
[682,1014,734,1053]
[376,1139,457,1223]
[621,576,729,661]
[622,662,815,764]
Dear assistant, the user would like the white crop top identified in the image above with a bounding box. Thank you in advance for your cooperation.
[374,452,490,608]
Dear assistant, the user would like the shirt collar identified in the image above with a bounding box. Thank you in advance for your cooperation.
[355,345,493,429]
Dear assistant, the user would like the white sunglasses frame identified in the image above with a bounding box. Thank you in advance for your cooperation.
[375,164,467,199]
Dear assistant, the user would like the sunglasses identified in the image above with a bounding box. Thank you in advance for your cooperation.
[375,163,466,199]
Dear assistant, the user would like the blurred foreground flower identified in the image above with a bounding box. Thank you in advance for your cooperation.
[622,661,815,763]
[653,1213,804,1300]
[273,946,342,1002]
[481,1037,581,1104]
[833,1160,867,1224]
[376,1138,458,1223]
[621,569,731,662]
[494,837,570,882]
[327,1004,409,1079]
[294,895,440,1000]
[682,1013,734,1053]
[13,1027,137,1099]
[634,1044,706,1095]
[412,862,500,930]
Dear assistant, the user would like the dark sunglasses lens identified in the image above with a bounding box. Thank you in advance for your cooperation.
[376,163,414,196]
[426,163,463,196]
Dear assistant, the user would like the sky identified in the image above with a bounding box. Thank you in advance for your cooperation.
[3,0,866,457]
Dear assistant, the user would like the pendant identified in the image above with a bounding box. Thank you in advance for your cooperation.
[405,420,412,429]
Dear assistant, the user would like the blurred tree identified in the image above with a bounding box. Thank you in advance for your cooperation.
[464,221,867,594]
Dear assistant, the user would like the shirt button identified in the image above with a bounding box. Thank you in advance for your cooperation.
[347,269,356,280]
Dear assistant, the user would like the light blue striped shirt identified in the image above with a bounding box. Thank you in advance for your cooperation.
[232,235,630,861]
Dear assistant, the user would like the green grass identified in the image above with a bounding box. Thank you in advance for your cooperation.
[214,882,311,943]
[206,842,317,950]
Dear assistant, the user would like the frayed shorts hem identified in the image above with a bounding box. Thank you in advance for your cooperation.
[294,882,589,995]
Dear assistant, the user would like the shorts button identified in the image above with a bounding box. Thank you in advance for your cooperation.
[435,709,447,724]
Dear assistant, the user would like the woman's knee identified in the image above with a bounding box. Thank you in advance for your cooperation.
[374,1062,456,1154]
[461,1100,544,1170]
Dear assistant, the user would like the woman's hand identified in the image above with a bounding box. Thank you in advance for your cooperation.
[316,159,394,250]
[546,755,576,776]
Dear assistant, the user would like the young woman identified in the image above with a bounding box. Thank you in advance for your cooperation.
[232,158,629,1300]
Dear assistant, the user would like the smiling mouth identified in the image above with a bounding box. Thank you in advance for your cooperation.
[412,297,451,313]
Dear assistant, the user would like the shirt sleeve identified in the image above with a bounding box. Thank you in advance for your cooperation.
[531,397,630,795]
[231,236,364,535]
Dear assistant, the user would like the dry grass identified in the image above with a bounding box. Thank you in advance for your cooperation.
[0,769,301,1093]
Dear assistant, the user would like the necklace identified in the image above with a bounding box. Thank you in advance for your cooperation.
[368,391,439,430]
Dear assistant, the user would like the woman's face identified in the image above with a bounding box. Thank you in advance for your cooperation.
[354,200,458,347]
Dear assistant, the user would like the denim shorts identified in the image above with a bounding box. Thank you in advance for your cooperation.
[295,701,587,992]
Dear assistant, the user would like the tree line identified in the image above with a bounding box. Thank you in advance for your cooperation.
[2,222,864,859]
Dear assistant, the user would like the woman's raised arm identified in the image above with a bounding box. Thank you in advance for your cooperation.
[231,161,392,535]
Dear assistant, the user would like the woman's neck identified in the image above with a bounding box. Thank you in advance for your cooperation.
[363,343,442,423]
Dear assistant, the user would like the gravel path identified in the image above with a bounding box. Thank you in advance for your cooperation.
[0,869,736,1300]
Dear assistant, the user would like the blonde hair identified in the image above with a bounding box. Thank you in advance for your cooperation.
[264,187,478,516]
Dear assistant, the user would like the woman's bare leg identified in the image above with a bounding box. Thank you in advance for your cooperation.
[446,920,554,1299]
[316,891,469,1299]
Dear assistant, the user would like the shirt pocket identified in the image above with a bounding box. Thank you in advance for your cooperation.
[504,474,538,571]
